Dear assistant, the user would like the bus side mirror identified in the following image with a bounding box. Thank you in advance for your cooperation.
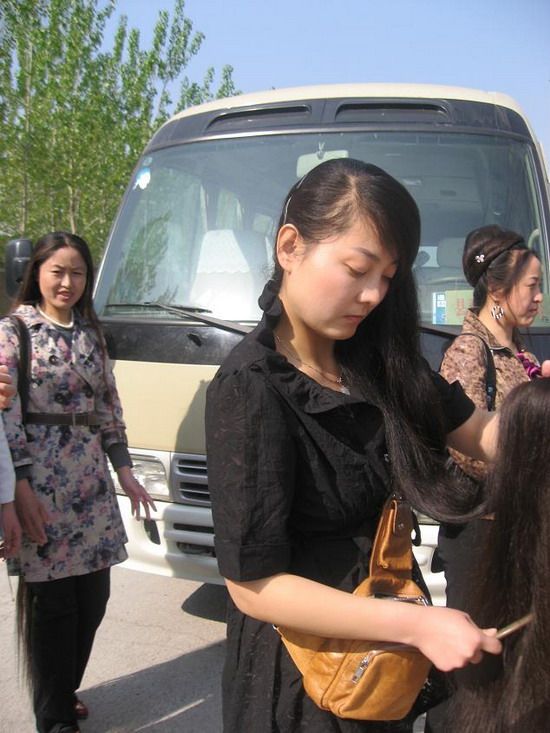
[5,238,33,297]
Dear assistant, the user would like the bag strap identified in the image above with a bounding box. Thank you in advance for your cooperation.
[449,333,497,412]
[9,315,31,423]
[369,495,415,581]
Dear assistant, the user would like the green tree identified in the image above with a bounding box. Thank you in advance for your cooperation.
[0,0,239,259]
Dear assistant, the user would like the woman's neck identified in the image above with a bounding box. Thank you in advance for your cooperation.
[275,320,337,372]
[37,302,74,327]
[274,320,344,390]
[477,304,515,349]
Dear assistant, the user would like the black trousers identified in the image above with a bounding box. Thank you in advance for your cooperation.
[27,568,111,733]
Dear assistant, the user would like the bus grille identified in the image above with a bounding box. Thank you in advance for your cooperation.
[172,453,210,506]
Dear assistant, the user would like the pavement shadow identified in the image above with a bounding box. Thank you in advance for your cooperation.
[80,640,226,733]
[181,582,228,623]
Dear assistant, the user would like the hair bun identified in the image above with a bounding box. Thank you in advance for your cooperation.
[462,225,525,287]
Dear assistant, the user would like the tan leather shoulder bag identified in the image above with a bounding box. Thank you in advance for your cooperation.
[277,495,432,720]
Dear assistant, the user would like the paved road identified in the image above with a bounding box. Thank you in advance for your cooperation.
[1,565,227,733]
[1,565,427,733]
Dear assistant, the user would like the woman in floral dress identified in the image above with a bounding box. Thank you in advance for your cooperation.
[0,231,154,733]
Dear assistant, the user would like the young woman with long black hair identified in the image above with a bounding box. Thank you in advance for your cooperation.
[0,231,155,733]
[205,158,502,732]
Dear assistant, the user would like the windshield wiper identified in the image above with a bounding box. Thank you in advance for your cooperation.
[103,302,252,335]
[145,302,213,314]
[105,302,211,313]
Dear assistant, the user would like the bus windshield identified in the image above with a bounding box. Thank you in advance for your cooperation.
[95,131,548,327]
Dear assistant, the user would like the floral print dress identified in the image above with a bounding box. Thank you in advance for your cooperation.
[440,308,534,482]
[0,305,128,582]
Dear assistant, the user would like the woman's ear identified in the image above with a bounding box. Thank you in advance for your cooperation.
[276,224,302,272]
[487,286,504,306]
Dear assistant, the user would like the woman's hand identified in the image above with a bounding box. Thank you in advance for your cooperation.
[409,605,502,672]
[0,366,15,409]
[15,479,49,545]
[116,465,156,520]
[541,359,550,378]
[0,501,22,559]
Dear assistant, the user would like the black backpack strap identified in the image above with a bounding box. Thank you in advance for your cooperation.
[8,315,31,423]
[450,333,497,412]
[482,340,497,412]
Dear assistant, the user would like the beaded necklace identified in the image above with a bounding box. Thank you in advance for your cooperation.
[37,305,74,329]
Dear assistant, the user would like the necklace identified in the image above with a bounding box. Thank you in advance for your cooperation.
[274,334,345,388]
[37,305,74,329]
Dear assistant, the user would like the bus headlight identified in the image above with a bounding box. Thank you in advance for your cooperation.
[111,454,170,500]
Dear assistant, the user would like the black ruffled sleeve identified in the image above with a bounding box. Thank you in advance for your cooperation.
[205,363,297,581]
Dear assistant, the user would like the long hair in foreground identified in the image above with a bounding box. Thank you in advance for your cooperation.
[447,379,550,731]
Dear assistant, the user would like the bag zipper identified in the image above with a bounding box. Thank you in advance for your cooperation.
[352,652,377,683]
[373,592,429,605]
[351,643,417,684]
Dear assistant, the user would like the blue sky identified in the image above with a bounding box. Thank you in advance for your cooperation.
[107,0,550,160]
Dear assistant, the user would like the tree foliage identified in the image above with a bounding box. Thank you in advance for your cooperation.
[0,0,238,259]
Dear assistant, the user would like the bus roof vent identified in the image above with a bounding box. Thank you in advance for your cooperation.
[334,102,450,124]
[206,104,312,132]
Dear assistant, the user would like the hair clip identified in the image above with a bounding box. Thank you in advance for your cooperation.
[282,196,292,224]
[282,172,309,224]
[475,254,485,263]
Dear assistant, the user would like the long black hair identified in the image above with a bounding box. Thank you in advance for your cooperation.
[12,230,100,330]
[12,230,110,390]
[11,231,113,690]
[448,379,550,731]
[273,158,475,521]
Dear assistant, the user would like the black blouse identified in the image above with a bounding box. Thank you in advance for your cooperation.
[206,282,475,590]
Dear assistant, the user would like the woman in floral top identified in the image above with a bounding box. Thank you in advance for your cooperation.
[426,225,548,732]
[437,225,547,607]
[0,231,155,733]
